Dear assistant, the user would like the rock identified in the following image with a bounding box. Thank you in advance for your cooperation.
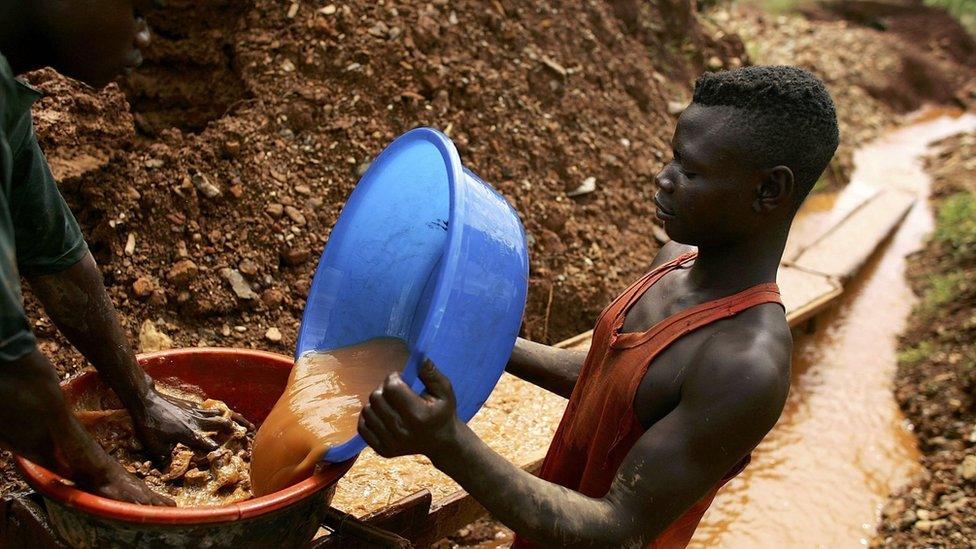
[148,289,167,307]
[265,327,282,342]
[707,56,723,70]
[192,173,222,198]
[124,233,136,256]
[266,203,284,218]
[368,21,389,38]
[566,177,597,197]
[958,454,976,480]
[284,206,306,225]
[914,519,948,532]
[318,4,336,15]
[229,185,244,199]
[261,288,285,308]
[139,320,173,353]
[220,268,258,300]
[239,259,259,276]
[295,184,311,196]
[166,259,199,286]
[132,277,155,298]
[280,246,310,266]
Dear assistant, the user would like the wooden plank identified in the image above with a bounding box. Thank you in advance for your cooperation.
[778,266,843,327]
[791,189,916,280]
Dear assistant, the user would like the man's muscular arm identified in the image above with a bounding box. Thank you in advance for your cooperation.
[0,349,173,504]
[505,338,587,398]
[361,331,790,547]
[28,252,238,460]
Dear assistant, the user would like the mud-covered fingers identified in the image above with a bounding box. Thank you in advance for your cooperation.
[381,373,425,420]
[358,414,388,456]
[228,411,255,431]
[368,389,409,437]
[360,405,395,444]
[197,415,236,433]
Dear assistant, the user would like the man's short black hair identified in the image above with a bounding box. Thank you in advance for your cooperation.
[692,65,839,209]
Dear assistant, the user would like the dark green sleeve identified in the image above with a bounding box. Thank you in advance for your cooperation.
[0,165,36,362]
[7,114,88,277]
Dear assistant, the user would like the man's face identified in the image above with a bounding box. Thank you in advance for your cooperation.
[653,103,766,247]
[41,0,152,88]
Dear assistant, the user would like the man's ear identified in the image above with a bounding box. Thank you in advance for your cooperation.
[753,166,794,213]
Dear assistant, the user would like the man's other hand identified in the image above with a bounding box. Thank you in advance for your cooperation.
[358,359,460,459]
[91,460,175,506]
[133,391,252,462]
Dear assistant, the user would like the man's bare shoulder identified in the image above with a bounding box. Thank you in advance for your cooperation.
[684,305,792,416]
[648,241,695,269]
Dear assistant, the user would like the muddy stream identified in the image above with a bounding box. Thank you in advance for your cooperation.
[690,109,976,547]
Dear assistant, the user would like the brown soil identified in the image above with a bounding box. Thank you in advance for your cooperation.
[714,1,976,188]
[874,131,976,546]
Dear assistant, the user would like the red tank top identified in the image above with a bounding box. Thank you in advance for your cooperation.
[513,252,783,548]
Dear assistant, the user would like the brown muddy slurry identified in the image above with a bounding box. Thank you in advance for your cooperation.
[692,109,976,547]
[250,338,410,496]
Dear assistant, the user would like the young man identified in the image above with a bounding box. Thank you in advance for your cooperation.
[359,66,839,546]
[0,1,238,505]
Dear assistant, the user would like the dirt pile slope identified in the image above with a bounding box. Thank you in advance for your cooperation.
[713,1,976,188]
[874,131,976,546]
[18,0,749,391]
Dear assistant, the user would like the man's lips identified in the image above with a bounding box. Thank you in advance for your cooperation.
[654,195,675,218]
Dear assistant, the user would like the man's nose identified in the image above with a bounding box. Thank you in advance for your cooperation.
[135,18,152,49]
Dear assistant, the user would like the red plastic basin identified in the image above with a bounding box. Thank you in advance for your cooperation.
[15,348,356,548]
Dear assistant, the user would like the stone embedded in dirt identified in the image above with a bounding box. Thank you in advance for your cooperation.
[566,177,597,198]
[220,268,259,300]
[280,246,310,266]
[138,320,173,353]
[229,184,244,199]
[132,277,155,298]
[294,184,311,196]
[318,4,336,15]
[265,327,282,342]
[239,259,259,276]
[958,455,976,481]
[266,203,284,218]
[166,259,199,286]
[368,21,389,38]
[261,288,285,308]
[192,172,222,198]
[707,56,723,70]
[284,206,306,225]
[124,233,136,256]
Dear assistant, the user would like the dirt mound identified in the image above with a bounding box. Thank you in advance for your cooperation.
[20,0,743,386]
[874,131,976,546]
[713,2,973,189]
[808,1,976,68]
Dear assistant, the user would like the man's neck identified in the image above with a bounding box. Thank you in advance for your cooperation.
[686,227,788,295]
[0,2,45,75]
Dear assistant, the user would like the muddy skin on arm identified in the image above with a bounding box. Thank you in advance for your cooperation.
[361,332,789,547]
[0,349,173,505]
[28,252,236,460]
[504,242,696,400]
[506,338,587,399]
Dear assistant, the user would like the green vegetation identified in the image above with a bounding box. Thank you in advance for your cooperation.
[925,0,976,36]
[934,192,976,261]
[897,340,935,367]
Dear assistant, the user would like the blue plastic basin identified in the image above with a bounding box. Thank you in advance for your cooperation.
[296,127,529,463]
